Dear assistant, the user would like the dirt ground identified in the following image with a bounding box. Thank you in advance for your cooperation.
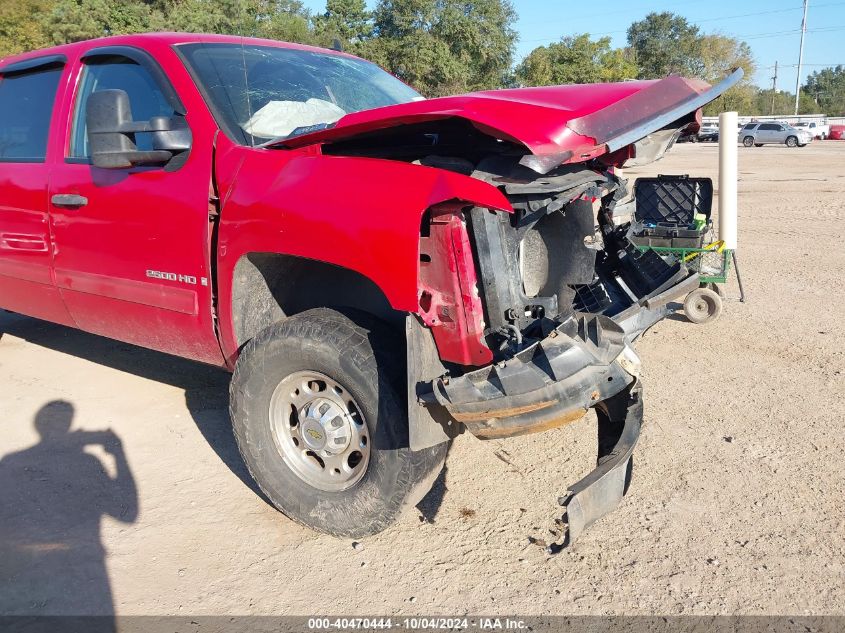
[1,142,844,617]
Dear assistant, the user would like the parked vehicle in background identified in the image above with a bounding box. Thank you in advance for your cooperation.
[678,121,728,143]
[793,121,829,139]
[0,33,743,548]
[829,125,845,140]
[697,122,719,142]
[739,122,813,147]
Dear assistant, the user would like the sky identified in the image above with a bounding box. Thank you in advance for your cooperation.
[299,0,845,89]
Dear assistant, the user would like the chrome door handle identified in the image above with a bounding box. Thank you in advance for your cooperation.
[51,194,88,208]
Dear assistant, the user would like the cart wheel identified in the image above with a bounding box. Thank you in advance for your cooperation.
[684,288,722,324]
[701,281,724,297]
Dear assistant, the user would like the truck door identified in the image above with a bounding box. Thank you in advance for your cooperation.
[0,56,75,326]
[48,46,224,365]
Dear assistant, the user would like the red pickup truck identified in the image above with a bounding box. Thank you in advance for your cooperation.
[0,33,740,549]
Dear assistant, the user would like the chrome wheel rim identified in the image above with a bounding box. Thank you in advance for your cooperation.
[269,370,370,492]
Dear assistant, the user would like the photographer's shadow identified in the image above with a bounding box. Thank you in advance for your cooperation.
[0,312,263,501]
[0,400,137,616]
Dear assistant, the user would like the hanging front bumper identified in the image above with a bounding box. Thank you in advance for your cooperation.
[547,381,642,553]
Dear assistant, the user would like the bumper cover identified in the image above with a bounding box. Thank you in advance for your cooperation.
[431,313,636,439]
[547,381,642,553]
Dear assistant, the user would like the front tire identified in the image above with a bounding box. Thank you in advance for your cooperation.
[229,308,449,538]
[786,136,798,147]
[743,136,755,147]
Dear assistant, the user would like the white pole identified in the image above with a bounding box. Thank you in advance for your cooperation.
[794,0,809,115]
[718,111,738,250]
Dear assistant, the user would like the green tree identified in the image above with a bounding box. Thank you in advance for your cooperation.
[0,0,54,58]
[252,0,314,42]
[166,0,251,35]
[698,34,754,84]
[168,0,315,42]
[361,29,463,95]
[361,0,517,96]
[515,34,636,86]
[42,0,165,44]
[750,89,818,116]
[698,34,756,115]
[627,12,701,79]
[626,15,760,115]
[804,65,845,116]
[314,0,372,50]
[430,0,516,92]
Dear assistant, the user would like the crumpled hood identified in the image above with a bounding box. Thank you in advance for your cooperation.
[268,69,743,165]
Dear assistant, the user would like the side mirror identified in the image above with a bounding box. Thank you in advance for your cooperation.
[86,89,192,170]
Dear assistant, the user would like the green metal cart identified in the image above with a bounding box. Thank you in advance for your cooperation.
[636,237,745,324]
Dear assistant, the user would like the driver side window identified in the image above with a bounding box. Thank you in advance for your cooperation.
[70,58,175,158]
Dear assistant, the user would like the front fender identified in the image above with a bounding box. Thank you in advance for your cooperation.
[216,149,511,364]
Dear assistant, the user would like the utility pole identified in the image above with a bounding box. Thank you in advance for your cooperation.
[771,61,778,115]
[794,0,809,115]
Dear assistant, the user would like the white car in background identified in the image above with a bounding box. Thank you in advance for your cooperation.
[696,122,720,141]
[793,121,829,139]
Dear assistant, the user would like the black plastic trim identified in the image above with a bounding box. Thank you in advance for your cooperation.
[547,381,642,552]
[81,46,186,115]
[0,157,46,164]
[0,54,66,76]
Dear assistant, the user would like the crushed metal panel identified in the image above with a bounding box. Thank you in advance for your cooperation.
[568,69,744,154]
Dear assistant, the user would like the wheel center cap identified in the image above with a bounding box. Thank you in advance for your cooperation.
[299,397,352,454]
[300,419,327,450]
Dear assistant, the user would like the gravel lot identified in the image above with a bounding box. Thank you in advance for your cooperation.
[1,142,844,616]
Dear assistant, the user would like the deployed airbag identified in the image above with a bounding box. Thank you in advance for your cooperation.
[243,98,345,139]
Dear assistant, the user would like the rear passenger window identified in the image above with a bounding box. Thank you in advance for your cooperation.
[0,66,63,162]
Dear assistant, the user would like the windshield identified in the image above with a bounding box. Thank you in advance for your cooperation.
[178,43,422,146]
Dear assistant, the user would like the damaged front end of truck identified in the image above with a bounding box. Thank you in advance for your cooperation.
[409,157,698,550]
[272,69,743,547]
[413,160,702,550]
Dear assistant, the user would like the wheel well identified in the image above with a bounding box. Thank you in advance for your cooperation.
[231,253,405,347]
